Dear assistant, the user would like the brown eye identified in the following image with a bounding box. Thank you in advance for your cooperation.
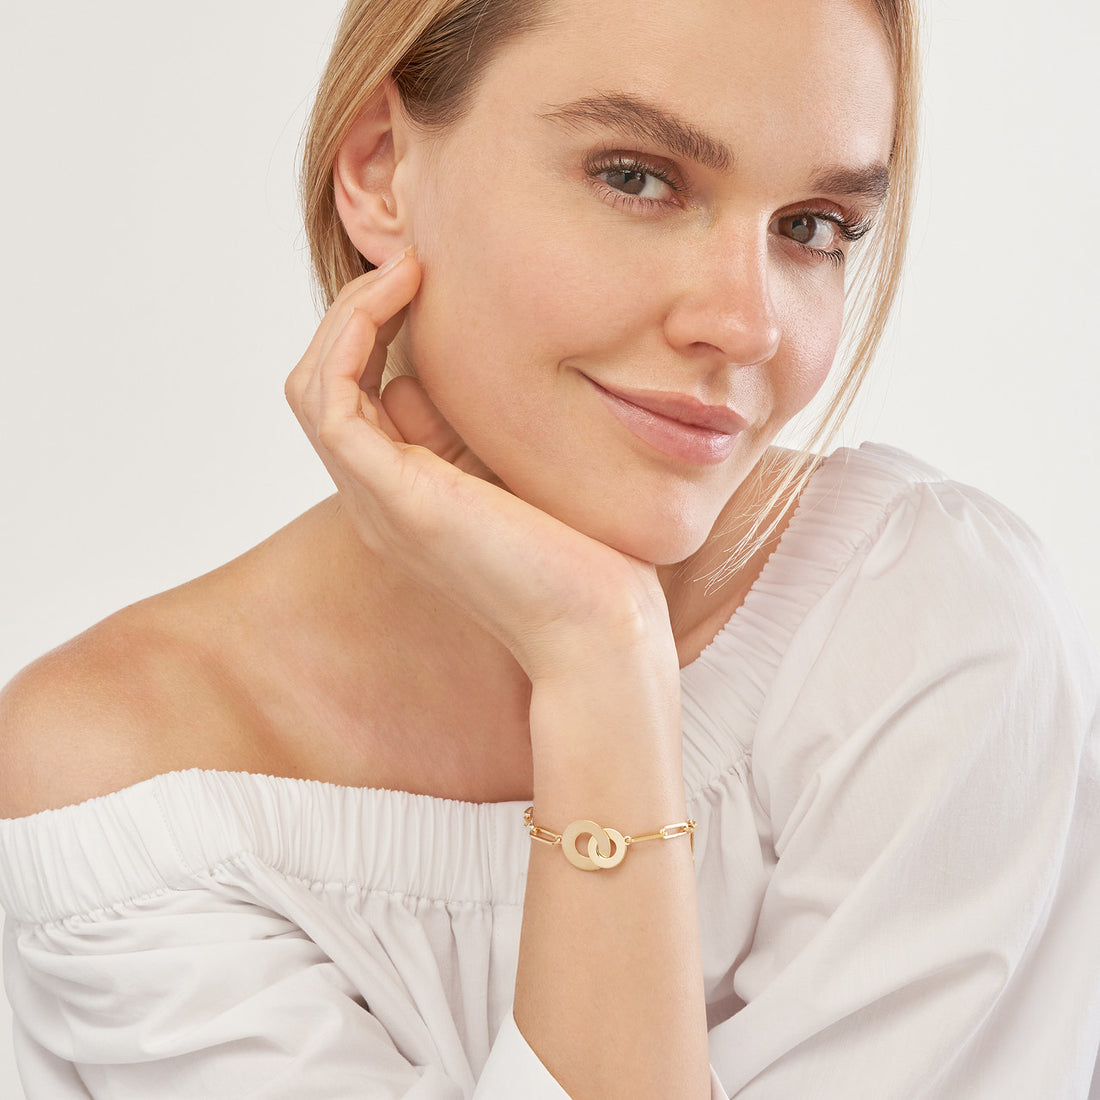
[592,161,677,203]
[787,214,816,243]
[776,213,836,250]
[605,169,649,195]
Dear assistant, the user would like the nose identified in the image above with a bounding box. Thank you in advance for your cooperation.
[662,230,782,367]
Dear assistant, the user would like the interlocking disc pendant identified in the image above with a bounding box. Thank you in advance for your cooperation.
[525,806,695,871]
[561,819,627,871]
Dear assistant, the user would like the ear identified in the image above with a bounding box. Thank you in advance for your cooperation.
[333,79,414,267]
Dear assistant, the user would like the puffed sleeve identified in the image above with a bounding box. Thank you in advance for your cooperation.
[0,776,726,1100]
[3,886,559,1099]
[708,477,1100,1097]
[3,876,728,1099]
[477,1014,727,1098]
[5,888,447,1098]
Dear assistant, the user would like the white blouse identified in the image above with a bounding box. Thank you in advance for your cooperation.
[2,443,1098,1099]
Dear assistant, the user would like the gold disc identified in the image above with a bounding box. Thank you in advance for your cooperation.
[560,819,627,871]
[587,828,626,869]
[561,819,603,871]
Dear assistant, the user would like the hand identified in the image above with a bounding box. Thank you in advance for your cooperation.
[284,250,676,683]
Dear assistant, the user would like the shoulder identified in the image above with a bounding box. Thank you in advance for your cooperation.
[773,441,1098,725]
[0,585,259,820]
[818,443,1074,619]
[752,444,1099,824]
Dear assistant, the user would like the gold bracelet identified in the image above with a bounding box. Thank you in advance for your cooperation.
[523,806,696,871]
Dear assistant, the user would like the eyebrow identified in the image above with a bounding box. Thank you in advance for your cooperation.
[810,164,891,205]
[542,91,891,205]
[541,92,734,173]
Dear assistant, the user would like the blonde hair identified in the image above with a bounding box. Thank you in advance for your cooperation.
[696,0,922,588]
[300,0,922,584]
[301,0,549,301]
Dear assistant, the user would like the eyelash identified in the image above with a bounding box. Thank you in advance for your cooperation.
[583,151,683,210]
[583,151,874,266]
[793,210,875,268]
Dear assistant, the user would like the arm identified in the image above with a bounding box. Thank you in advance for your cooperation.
[1,252,720,1100]
[285,252,715,1098]
[707,480,1100,1096]
[0,673,712,1100]
[514,636,711,1100]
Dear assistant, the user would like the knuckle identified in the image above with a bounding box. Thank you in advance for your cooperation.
[333,271,376,311]
[333,277,361,305]
[284,365,306,408]
[316,413,349,453]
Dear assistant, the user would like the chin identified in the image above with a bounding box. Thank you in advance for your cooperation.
[542,489,716,567]
[468,434,725,566]
[603,525,712,568]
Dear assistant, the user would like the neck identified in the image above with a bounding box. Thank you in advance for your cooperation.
[229,458,800,799]
[312,496,534,690]
[304,489,770,684]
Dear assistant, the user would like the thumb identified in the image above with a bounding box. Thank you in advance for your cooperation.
[381,376,501,483]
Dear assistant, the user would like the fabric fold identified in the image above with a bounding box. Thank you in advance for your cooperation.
[2,442,1096,1098]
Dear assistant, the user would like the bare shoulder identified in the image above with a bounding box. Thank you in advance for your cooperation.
[0,585,261,820]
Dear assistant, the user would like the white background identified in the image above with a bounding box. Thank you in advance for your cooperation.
[1,3,1097,1095]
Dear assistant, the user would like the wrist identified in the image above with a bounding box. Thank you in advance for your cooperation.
[515,564,677,683]
[527,651,681,737]
[527,670,686,814]
[523,806,695,871]
[525,610,679,687]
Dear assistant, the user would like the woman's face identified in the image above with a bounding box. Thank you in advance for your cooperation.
[397,0,896,564]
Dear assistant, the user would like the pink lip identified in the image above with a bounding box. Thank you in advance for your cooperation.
[586,378,746,465]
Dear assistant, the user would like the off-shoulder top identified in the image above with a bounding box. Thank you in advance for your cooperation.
[2,443,1098,1098]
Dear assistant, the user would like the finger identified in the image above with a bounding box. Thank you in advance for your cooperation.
[317,249,420,369]
[356,304,411,401]
[304,250,416,364]
[290,251,418,431]
[285,250,420,423]
[382,376,500,482]
[381,376,460,458]
[365,389,403,442]
[312,307,407,489]
[286,269,388,409]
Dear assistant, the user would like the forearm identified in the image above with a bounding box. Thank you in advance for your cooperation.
[513,650,712,1100]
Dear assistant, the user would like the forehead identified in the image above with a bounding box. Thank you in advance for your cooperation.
[465,0,897,176]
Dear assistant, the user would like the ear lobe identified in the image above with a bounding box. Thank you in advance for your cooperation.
[333,80,412,266]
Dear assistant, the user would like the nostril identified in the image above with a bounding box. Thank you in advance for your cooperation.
[663,295,781,368]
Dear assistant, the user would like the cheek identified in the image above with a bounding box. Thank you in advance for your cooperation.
[771,279,846,421]
[405,176,646,407]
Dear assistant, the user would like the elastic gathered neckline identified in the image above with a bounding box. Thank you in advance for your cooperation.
[0,444,948,924]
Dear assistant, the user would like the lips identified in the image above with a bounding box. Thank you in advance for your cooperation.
[592,380,748,435]
[585,377,747,466]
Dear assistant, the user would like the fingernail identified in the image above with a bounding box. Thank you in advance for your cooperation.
[373,246,412,278]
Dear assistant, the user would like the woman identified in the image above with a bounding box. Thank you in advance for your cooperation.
[1,0,1097,1097]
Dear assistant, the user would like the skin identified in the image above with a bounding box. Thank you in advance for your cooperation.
[284,1,896,1095]
[344,0,895,569]
[0,0,896,1096]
